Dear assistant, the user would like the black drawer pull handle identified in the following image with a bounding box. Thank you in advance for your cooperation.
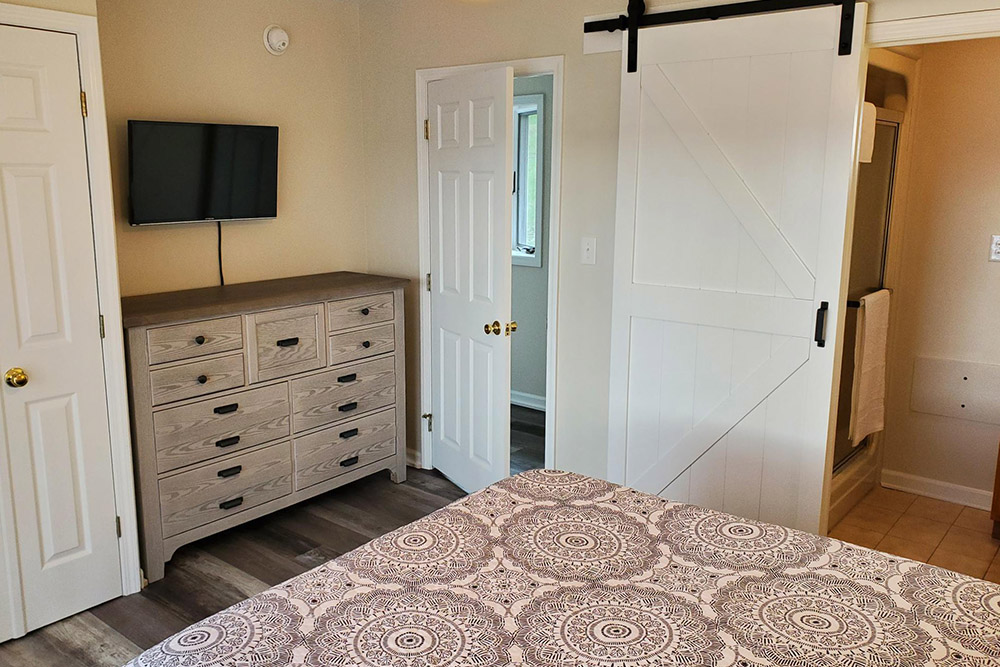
[360,308,370,316]
[216,436,241,448]
[340,456,360,467]
[362,341,372,349]
[340,428,359,439]
[214,403,239,415]
[338,402,358,413]
[197,375,209,385]
[276,337,300,348]
[195,335,206,345]
[219,497,244,510]
[337,373,357,384]
[217,465,242,479]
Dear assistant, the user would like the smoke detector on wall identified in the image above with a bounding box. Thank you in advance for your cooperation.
[263,25,289,56]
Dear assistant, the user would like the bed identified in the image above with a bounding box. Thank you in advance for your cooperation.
[126,469,1000,666]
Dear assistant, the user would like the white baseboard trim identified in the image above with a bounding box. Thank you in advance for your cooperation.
[880,469,993,511]
[406,447,430,470]
[511,390,546,411]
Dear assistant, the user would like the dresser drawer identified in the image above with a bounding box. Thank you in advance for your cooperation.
[327,293,393,331]
[249,304,326,382]
[328,324,395,367]
[150,354,245,406]
[159,442,292,538]
[294,409,396,491]
[291,357,395,433]
[153,384,290,473]
[147,317,243,365]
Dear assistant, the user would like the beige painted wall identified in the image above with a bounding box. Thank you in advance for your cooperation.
[358,0,1000,479]
[883,38,1000,494]
[96,0,365,297]
[21,0,988,476]
[4,0,94,14]
[359,0,628,477]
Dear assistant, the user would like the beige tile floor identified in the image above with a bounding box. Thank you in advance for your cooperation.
[830,485,1000,583]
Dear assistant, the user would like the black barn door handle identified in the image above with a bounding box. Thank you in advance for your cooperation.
[815,302,830,348]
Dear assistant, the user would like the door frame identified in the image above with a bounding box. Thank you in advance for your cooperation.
[0,5,141,635]
[415,56,564,473]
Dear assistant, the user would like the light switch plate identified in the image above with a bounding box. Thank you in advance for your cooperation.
[991,235,1000,262]
[581,237,597,265]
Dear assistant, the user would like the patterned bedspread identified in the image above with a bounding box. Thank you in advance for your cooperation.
[126,470,1000,666]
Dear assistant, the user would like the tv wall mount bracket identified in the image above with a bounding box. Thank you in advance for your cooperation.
[584,0,858,73]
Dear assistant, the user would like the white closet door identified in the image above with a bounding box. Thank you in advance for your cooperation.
[428,67,514,493]
[0,24,122,637]
[608,5,868,532]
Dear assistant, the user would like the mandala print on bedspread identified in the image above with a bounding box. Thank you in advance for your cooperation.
[125,470,1000,667]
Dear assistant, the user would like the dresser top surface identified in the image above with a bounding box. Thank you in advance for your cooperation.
[121,272,408,328]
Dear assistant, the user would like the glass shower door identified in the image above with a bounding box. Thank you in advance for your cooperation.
[833,118,900,472]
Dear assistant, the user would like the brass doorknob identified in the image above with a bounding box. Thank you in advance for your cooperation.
[505,321,518,336]
[484,321,502,336]
[4,368,28,388]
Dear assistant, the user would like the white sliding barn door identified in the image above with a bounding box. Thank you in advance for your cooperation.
[608,5,868,533]
[428,68,514,493]
[0,25,122,637]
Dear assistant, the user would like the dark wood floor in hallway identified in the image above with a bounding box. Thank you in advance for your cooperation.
[0,468,465,666]
[510,405,545,475]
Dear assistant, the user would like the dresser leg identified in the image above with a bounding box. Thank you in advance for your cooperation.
[143,559,165,585]
[390,459,407,484]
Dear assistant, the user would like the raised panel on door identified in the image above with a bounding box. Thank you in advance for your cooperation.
[609,6,867,533]
[0,24,122,635]
[428,68,513,493]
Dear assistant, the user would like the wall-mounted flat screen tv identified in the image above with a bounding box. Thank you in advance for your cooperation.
[128,120,278,225]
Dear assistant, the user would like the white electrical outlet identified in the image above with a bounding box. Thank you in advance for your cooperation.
[991,235,1000,262]
[581,237,597,265]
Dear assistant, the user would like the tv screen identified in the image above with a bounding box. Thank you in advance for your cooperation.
[128,121,278,225]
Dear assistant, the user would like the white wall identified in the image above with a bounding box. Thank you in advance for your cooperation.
[883,37,1000,498]
[511,75,553,404]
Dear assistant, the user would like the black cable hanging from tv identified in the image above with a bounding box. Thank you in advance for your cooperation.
[584,0,858,73]
[217,221,226,287]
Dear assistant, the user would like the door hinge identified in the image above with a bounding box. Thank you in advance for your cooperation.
[424,119,430,141]
[421,413,433,432]
[99,314,105,339]
[426,273,431,292]
[115,516,122,538]
[80,91,88,117]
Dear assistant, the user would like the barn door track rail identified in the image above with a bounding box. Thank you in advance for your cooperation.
[585,0,858,73]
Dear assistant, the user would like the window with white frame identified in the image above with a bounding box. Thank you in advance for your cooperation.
[512,94,544,267]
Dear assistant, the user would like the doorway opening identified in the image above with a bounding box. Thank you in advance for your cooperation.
[510,74,553,475]
[829,38,1000,573]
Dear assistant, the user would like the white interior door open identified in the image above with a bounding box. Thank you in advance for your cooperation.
[0,24,122,638]
[608,5,868,533]
[428,67,514,493]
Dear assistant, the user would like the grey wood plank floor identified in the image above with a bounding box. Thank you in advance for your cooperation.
[0,467,464,667]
